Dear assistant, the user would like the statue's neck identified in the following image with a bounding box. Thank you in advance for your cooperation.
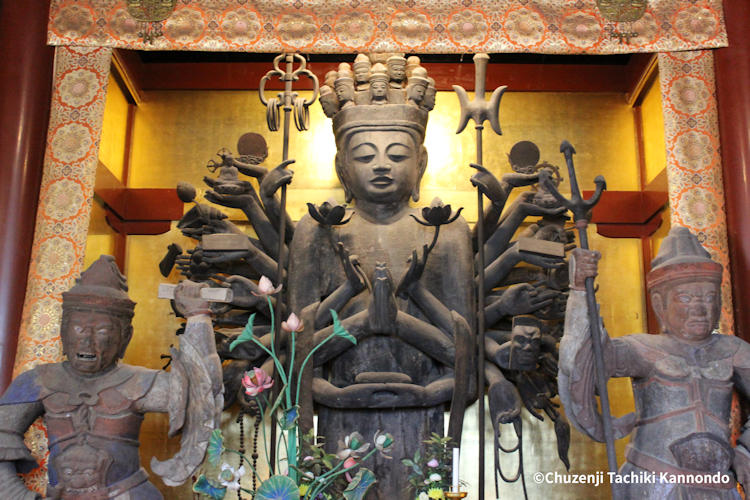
[353,199,411,224]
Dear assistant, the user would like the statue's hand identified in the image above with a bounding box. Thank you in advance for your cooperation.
[368,263,398,333]
[734,446,750,491]
[334,242,369,294]
[202,249,252,264]
[570,248,601,290]
[488,378,522,425]
[516,191,567,217]
[204,189,256,209]
[514,244,565,270]
[517,372,550,420]
[212,274,262,309]
[502,171,540,188]
[539,352,558,378]
[173,280,211,317]
[470,163,508,206]
[490,282,556,317]
[396,245,429,299]
[260,159,295,198]
[200,218,239,236]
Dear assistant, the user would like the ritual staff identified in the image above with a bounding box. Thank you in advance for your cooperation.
[0,256,223,499]
[559,227,750,499]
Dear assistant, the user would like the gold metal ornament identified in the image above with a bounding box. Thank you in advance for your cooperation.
[126,0,177,44]
[596,0,647,23]
[596,0,647,44]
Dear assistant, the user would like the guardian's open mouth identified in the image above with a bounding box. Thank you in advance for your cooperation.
[77,353,96,360]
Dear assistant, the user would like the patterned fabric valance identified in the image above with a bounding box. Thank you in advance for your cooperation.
[48,0,727,54]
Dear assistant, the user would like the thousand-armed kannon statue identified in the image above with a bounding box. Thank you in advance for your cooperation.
[159,53,575,499]
[0,256,223,499]
[560,227,750,499]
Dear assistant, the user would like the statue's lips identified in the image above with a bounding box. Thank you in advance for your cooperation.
[370,176,393,187]
[686,320,710,328]
[76,352,97,360]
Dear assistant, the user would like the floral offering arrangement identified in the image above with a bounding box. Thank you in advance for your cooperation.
[193,277,394,500]
[402,434,458,500]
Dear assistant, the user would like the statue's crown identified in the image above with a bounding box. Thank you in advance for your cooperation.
[62,255,135,318]
[646,226,722,290]
[319,53,435,148]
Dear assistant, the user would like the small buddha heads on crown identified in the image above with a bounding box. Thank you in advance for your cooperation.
[319,54,435,210]
[319,53,436,114]
[353,53,372,89]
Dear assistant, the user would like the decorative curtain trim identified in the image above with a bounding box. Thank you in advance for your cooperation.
[47,0,727,54]
[658,50,734,336]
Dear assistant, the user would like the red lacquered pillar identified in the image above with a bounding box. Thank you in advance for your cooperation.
[716,0,750,341]
[0,1,55,390]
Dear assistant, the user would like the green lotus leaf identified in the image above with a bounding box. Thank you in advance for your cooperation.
[193,474,227,499]
[230,313,256,351]
[206,429,224,466]
[342,468,376,500]
[331,310,356,345]
[255,474,300,500]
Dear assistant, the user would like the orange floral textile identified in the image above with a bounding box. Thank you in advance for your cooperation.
[658,51,734,336]
[47,0,727,54]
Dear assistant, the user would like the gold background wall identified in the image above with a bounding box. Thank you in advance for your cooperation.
[89,77,663,498]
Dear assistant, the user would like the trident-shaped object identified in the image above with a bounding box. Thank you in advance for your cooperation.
[453,53,506,500]
[540,141,619,496]
[258,53,318,476]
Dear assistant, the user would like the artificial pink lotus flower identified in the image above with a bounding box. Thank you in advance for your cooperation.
[252,276,282,296]
[242,367,274,397]
[281,312,303,333]
[344,457,358,482]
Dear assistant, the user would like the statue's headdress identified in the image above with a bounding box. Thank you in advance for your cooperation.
[646,226,722,291]
[323,54,433,150]
[62,255,135,319]
[512,315,542,329]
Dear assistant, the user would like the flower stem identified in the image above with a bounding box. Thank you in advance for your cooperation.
[295,330,338,406]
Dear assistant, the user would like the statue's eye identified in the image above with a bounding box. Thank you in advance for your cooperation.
[677,294,691,303]
[353,154,375,163]
[388,154,408,162]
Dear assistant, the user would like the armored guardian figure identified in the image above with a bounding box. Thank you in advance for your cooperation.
[559,227,750,499]
[0,256,223,499]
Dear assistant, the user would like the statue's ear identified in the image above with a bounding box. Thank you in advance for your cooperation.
[119,324,133,359]
[650,290,666,332]
[335,153,353,203]
[412,146,428,202]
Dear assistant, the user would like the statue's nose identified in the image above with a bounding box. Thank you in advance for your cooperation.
[691,302,708,316]
[373,163,391,174]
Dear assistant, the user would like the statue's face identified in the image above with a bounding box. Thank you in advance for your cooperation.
[354,67,370,83]
[370,80,388,99]
[408,84,426,102]
[656,280,720,343]
[62,310,126,375]
[343,130,422,204]
[388,62,406,81]
[422,88,436,110]
[335,82,354,103]
[320,94,339,116]
[509,325,541,370]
